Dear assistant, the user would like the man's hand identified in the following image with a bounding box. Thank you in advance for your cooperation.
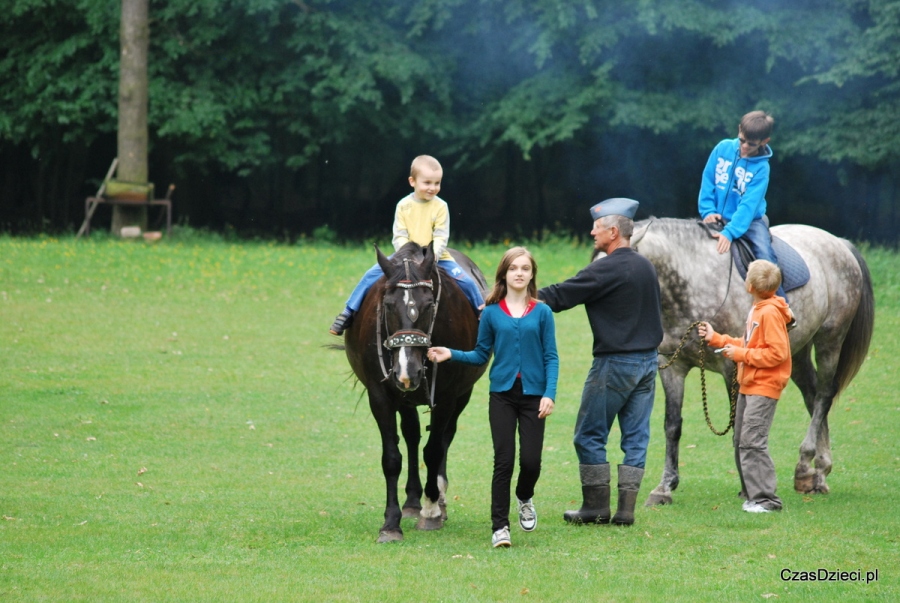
[702,214,723,224]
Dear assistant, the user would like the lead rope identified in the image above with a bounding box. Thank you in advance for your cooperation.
[659,321,738,436]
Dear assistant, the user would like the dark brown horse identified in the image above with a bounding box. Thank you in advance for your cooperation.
[343,242,487,543]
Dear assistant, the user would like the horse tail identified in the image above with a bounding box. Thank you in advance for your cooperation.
[833,243,875,394]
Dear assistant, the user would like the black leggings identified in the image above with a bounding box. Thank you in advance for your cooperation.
[489,378,546,531]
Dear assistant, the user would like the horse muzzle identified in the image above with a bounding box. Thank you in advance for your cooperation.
[384,330,431,392]
[391,347,428,392]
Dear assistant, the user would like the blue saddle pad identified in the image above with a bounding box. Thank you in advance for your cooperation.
[732,236,810,292]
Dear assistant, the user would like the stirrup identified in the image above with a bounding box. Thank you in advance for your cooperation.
[329,311,353,336]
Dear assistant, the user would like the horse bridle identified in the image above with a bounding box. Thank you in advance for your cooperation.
[375,258,443,406]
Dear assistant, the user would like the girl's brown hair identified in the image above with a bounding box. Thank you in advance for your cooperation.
[483,247,539,305]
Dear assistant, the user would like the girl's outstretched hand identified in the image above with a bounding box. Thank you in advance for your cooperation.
[427,347,451,363]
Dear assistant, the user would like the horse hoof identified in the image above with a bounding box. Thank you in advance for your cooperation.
[439,502,448,522]
[376,530,403,543]
[812,476,830,494]
[402,506,422,519]
[416,516,444,531]
[794,474,815,493]
[644,492,672,506]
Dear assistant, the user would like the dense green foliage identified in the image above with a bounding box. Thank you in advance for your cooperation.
[1,1,898,241]
[1,236,897,601]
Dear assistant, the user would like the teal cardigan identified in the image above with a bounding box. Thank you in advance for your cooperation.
[449,302,559,401]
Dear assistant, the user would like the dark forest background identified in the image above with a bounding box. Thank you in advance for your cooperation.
[1,0,898,243]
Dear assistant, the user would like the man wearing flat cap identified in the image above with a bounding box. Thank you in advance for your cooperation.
[539,198,663,527]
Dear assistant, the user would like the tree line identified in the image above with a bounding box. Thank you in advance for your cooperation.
[1,0,897,243]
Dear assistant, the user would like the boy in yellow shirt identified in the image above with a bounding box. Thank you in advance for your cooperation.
[329,155,485,335]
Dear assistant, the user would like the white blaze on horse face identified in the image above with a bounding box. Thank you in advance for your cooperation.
[395,290,414,389]
[397,345,411,389]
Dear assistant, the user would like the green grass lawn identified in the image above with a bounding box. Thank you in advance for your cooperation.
[1,232,897,602]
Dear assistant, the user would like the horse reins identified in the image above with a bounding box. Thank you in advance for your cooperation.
[698,219,737,323]
[375,259,443,408]
[654,220,740,435]
[658,321,738,436]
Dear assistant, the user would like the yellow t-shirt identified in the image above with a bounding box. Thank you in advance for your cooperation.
[391,194,453,260]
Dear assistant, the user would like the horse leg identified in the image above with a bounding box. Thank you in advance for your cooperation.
[794,341,840,494]
[646,363,688,506]
[814,414,833,493]
[368,393,404,543]
[434,391,473,521]
[796,396,835,493]
[416,402,457,530]
[398,405,423,519]
[790,344,819,493]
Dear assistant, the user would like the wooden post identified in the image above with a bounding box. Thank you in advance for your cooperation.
[75,158,118,239]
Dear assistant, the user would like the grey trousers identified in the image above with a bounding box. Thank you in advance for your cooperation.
[734,393,783,510]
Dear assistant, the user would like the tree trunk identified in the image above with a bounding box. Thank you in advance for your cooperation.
[112,0,149,235]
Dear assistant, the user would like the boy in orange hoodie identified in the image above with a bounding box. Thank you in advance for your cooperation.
[698,259,792,513]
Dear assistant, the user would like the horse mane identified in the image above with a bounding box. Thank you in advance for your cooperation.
[591,217,706,262]
[639,217,708,245]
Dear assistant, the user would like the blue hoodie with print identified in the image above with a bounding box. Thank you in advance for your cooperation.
[698,138,773,242]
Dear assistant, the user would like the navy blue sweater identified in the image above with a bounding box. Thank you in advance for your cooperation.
[539,247,663,356]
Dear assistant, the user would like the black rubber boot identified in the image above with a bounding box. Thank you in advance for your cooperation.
[612,465,645,526]
[563,464,610,524]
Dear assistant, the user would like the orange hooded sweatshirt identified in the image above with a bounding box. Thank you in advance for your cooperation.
[709,295,792,400]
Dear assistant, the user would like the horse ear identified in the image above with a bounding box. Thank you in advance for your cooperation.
[375,244,392,273]
[632,219,651,247]
[422,242,436,271]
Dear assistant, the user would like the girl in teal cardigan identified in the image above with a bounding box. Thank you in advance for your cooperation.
[428,247,558,548]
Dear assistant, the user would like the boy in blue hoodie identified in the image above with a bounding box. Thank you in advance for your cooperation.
[698,111,791,308]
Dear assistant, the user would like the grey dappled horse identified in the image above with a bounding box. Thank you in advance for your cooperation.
[626,218,874,505]
[343,242,487,542]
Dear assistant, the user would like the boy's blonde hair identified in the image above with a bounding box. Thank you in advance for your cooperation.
[740,110,774,141]
[746,259,782,297]
[410,155,442,179]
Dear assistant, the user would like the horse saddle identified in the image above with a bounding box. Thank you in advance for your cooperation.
[698,219,810,292]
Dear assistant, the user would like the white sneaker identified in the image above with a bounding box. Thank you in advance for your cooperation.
[742,500,771,513]
[517,497,537,531]
[491,526,511,548]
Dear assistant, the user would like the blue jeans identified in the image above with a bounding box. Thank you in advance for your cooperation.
[345,258,484,312]
[573,350,657,468]
[739,217,786,300]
